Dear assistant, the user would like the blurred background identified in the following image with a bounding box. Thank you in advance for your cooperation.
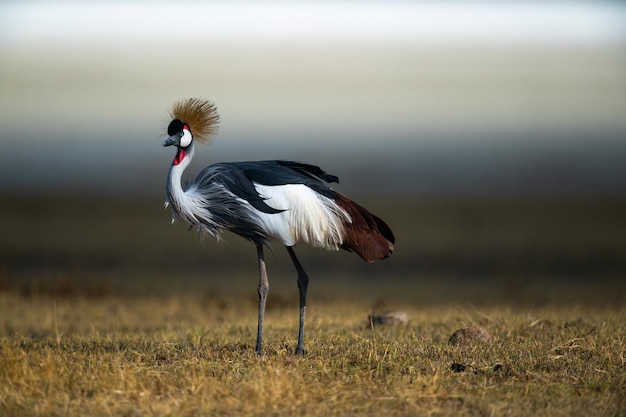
[1,1,625,306]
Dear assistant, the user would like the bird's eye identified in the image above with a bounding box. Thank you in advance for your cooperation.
[179,131,185,138]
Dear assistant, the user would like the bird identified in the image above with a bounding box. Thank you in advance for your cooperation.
[162,98,395,355]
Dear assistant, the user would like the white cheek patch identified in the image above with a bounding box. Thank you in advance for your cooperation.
[180,129,192,147]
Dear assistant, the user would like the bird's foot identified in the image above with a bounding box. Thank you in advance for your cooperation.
[294,346,306,356]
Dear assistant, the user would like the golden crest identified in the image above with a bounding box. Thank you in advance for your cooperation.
[170,98,220,144]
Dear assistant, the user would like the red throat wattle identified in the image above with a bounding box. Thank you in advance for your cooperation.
[173,149,186,165]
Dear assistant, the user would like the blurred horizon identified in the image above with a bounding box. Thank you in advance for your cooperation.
[1,1,625,198]
[1,2,625,305]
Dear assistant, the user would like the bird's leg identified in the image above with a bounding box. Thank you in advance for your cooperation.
[287,246,309,355]
[255,243,269,355]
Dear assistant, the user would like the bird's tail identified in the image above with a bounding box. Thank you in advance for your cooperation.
[334,193,395,263]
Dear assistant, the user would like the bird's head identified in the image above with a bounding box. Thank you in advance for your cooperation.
[164,120,195,166]
[163,119,193,148]
[163,98,220,149]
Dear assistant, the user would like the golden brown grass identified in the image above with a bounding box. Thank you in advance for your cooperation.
[1,294,625,417]
[1,196,625,415]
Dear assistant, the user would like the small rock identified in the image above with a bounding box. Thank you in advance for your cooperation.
[448,326,492,346]
[368,311,408,326]
[450,363,467,373]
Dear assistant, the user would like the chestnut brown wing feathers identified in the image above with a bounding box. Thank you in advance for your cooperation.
[334,193,395,263]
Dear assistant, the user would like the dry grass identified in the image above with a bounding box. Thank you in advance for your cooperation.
[1,196,625,415]
[1,294,625,417]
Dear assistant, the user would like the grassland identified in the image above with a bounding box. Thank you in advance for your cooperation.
[1,296,625,416]
[1,195,625,415]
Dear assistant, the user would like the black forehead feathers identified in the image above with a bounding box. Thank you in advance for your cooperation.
[167,119,185,136]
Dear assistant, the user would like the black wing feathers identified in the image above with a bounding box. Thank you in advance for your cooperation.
[276,161,339,184]
[196,160,340,214]
[244,161,339,199]
[214,166,284,214]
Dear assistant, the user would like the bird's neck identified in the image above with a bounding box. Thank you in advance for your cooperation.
[166,143,195,209]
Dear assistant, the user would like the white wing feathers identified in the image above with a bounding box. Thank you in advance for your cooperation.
[252,183,351,249]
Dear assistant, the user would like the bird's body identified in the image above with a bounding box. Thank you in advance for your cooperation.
[167,152,392,260]
[163,98,395,354]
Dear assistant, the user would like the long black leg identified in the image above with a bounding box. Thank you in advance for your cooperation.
[255,243,269,355]
[287,246,309,355]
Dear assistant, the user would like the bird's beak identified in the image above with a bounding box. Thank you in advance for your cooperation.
[162,135,179,147]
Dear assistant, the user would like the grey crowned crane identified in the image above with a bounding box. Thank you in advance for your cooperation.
[163,98,395,355]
